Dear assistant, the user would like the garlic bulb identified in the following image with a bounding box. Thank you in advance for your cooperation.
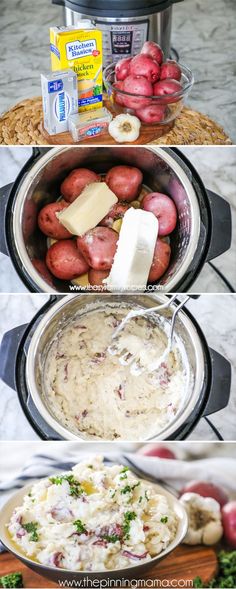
[108,114,141,143]
[180,492,223,545]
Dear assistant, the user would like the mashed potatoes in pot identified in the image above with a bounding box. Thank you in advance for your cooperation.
[8,456,178,572]
[42,307,187,440]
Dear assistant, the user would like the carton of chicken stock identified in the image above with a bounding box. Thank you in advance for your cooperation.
[50,25,103,112]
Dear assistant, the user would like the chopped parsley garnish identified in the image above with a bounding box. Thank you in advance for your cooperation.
[22,522,39,542]
[145,490,150,502]
[123,511,137,540]
[49,475,64,485]
[139,496,143,503]
[110,490,116,498]
[160,516,168,523]
[120,466,129,480]
[50,474,84,497]
[101,534,120,543]
[88,465,93,469]
[120,485,132,495]
[73,519,87,534]
[120,482,140,495]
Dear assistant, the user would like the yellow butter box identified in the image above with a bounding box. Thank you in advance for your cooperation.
[50,25,103,112]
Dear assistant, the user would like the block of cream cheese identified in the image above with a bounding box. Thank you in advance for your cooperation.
[105,207,158,291]
[57,182,118,236]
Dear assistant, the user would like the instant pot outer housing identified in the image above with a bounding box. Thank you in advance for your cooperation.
[0,146,232,294]
[0,294,231,441]
[52,0,183,64]
[0,479,188,582]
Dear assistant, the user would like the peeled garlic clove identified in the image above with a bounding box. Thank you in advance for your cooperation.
[108,114,141,143]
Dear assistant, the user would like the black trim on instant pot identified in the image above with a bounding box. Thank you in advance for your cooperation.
[10,297,229,441]
[2,146,233,294]
[0,183,14,256]
[15,296,64,440]
[52,0,183,18]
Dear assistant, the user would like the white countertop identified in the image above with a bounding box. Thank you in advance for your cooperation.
[0,293,235,441]
[0,145,235,293]
[0,0,235,141]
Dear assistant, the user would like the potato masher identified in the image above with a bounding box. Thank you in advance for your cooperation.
[107,295,196,376]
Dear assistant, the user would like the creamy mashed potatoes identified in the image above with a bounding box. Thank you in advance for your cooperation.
[8,456,178,572]
[42,307,186,440]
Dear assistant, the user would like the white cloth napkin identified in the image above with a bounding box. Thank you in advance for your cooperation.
[1,448,236,501]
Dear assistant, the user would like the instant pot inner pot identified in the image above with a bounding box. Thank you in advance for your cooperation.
[27,294,202,441]
[16,147,198,292]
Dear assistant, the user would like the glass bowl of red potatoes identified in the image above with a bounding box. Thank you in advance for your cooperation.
[103,41,194,127]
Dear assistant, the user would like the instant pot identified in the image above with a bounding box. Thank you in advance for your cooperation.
[52,0,183,66]
[0,294,231,441]
[0,146,232,293]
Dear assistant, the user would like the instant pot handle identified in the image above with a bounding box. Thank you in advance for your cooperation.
[0,296,61,390]
[203,348,231,416]
[32,147,52,158]
[0,183,14,256]
[0,324,28,391]
[205,190,232,262]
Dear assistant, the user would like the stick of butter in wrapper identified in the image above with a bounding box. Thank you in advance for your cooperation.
[41,69,78,135]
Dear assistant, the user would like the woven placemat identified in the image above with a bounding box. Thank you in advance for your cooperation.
[0,97,232,145]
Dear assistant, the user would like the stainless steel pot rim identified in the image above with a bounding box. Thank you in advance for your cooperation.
[25,293,205,441]
[12,146,201,293]
[0,479,188,576]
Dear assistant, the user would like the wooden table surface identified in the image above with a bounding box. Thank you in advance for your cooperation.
[0,545,218,587]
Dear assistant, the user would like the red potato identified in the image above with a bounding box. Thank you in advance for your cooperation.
[153,79,183,103]
[122,75,152,110]
[148,238,171,282]
[113,81,125,106]
[100,202,130,227]
[142,192,177,236]
[135,104,166,124]
[222,502,236,548]
[88,268,110,286]
[32,258,54,286]
[179,481,229,508]
[115,57,132,81]
[22,199,37,241]
[61,168,100,203]
[105,166,143,202]
[129,54,160,83]
[138,444,176,459]
[38,201,71,240]
[46,240,89,281]
[160,60,182,82]
[141,41,164,65]
[77,227,118,271]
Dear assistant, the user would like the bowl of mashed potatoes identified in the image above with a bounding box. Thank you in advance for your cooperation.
[0,455,187,582]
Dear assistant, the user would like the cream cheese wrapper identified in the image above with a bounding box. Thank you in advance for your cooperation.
[57,182,118,236]
[105,208,159,292]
